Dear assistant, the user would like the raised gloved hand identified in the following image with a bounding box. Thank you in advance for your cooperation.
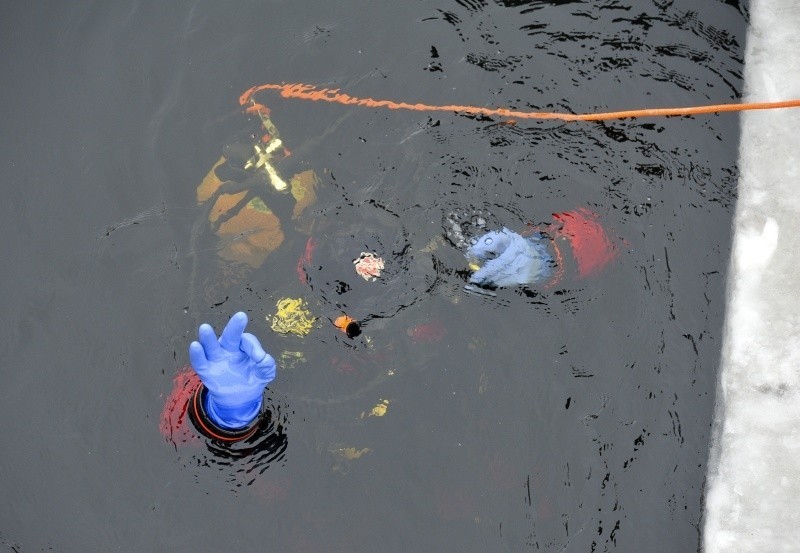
[467,227,554,288]
[189,312,276,430]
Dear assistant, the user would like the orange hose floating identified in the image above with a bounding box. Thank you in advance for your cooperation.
[240,82,800,122]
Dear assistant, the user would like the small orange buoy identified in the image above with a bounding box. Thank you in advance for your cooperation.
[334,315,361,338]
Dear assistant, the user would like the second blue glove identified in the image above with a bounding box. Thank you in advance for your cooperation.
[467,228,554,288]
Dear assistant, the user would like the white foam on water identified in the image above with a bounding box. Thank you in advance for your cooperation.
[703,1,800,551]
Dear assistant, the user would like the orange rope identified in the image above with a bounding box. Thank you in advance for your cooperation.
[240,82,800,122]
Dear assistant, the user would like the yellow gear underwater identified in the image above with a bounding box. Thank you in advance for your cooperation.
[270,297,317,336]
[195,101,320,268]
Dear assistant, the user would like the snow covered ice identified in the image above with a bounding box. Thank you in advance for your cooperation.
[703,0,800,551]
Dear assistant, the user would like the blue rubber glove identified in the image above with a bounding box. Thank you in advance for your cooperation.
[467,228,554,288]
[189,312,276,429]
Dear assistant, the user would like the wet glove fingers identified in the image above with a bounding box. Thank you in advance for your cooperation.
[198,323,225,360]
[189,341,211,374]
[219,312,248,352]
[240,332,267,364]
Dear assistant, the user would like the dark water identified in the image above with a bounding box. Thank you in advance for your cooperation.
[0,1,746,551]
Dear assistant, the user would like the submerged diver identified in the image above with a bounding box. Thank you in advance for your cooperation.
[193,99,321,273]
[166,88,619,445]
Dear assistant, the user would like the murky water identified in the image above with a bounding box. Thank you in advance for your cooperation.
[0,1,746,551]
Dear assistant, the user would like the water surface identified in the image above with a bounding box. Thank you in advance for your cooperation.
[0,1,746,551]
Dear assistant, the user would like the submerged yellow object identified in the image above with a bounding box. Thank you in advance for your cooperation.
[244,141,289,192]
[289,169,319,220]
[193,102,322,271]
[330,446,372,460]
[196,156,227,203]
[279,350,306,369]
[215,197,284,268]
[270,297,317,336]
[361,399,389,419]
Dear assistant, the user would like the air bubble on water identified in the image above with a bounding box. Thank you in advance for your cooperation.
[471,215,485,228]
